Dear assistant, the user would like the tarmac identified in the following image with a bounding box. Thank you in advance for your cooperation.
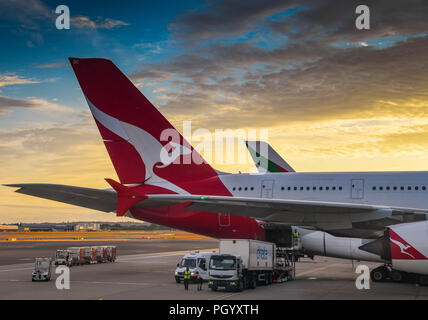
[1,238,428,300]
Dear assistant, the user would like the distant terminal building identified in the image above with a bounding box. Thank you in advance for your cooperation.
[74,223,100,232]
[0,225,18,232]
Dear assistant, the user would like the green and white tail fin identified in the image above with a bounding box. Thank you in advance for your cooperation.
[245,141,295,173]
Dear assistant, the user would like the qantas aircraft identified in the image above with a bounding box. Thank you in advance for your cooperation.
[5,58,428,283]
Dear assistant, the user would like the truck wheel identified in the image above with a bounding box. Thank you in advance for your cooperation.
[371,266,388,282]
[211,287,217,291]
[391,270,405,283]
[175,278,181,284]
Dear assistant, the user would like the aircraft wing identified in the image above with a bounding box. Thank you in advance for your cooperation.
[4,184,117,213]
[143,194,428,232]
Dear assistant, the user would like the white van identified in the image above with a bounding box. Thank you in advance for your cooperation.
[175,251,217,283]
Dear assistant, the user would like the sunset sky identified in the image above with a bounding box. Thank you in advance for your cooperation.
[1,0,428,223]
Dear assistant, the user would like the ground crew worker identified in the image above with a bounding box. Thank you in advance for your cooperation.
[197,274,203,291]
[294,229,299,238]
[184,266,191,290]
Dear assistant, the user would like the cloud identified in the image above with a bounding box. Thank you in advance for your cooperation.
[170,0,293,40]
[35,62,66,68]
[71,16,129,29]
[0,96,73,115]
[0,75,39,87]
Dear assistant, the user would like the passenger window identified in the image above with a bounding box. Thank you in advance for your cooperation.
[372,186,376,190]
[339,186,343,190]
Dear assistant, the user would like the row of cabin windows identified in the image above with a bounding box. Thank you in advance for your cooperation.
[372,186,427,191]
[232,187,255,191]
[281,186,343,191]
[232,186,344,192]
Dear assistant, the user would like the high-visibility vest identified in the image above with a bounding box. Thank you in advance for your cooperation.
[294,231,299,238]
[184,270,191,279]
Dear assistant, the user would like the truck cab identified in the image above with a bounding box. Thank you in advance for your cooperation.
[32,257,52,281]
[174,252,216,283]
[208,254,246,291]
[54,250,71,266]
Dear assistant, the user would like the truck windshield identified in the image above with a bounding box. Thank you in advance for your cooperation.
[35,260,50,271]
[180,258,196,268]
[209,256,236,270]
[56,252,65,259]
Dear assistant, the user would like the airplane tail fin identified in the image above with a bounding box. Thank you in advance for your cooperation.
[69,58,219,191]
[245,141,295,173]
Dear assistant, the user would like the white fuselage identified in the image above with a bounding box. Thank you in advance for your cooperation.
[220,171,428,210]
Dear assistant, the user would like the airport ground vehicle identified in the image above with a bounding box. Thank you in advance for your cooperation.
[54,250,72,266]
[67,247,85,265]
[175,251,217,283]
[32,258,52,281]
[65,246,116,265]
[97,246,107,263]
[208,239,293,292]
[106,246,117,262]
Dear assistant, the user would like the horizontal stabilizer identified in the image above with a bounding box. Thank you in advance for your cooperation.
[105,179,147,216]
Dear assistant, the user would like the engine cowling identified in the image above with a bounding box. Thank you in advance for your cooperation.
[359,221,428,275]
[297,227,383,262]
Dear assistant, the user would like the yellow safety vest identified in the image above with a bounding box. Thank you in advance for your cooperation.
[184,270,191,279]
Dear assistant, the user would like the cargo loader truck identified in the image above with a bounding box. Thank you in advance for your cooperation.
[208,239,293,292]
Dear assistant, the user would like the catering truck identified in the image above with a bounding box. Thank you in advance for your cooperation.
[208,239,293,291]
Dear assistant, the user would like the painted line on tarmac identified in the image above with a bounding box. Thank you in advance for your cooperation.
[71,280,153,286]
[0,267,33,273]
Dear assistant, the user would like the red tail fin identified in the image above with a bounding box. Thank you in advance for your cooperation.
[69,58,218,188]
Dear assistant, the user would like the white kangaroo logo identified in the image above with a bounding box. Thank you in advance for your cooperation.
[157,141,192,168]
[390,238,415,259]
[86,97,190,195]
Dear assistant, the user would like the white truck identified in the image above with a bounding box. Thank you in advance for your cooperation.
[175,251,217,283]
[54,250,72,266]
[208,239,293,292]
[32,257,52,281]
